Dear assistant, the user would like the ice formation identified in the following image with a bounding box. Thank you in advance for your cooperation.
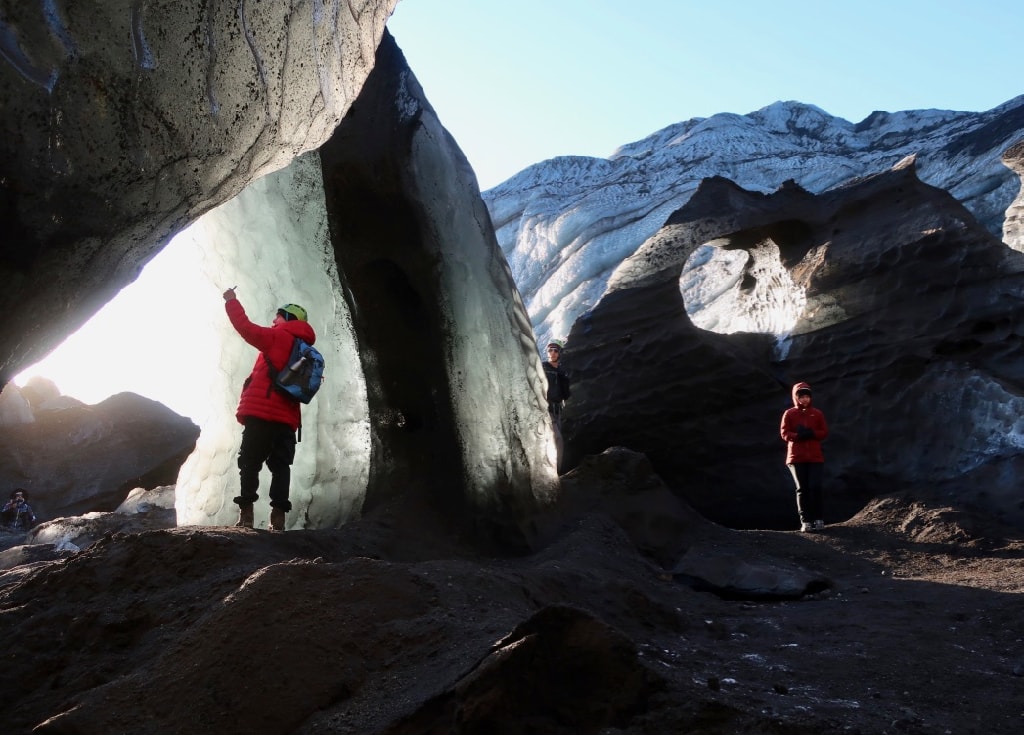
[11,33,560,535]
[485,98,1024,350]
[174,153,369,530]
[681,240,807,338]
[315,32,559,526]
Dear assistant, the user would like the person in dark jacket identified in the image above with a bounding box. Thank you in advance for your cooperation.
[542,339,571,472]
[779,381,829,532]
[1,489,37,531]
[223,288,316,531]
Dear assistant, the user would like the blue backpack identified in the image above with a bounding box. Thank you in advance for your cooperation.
[266,338,325,404]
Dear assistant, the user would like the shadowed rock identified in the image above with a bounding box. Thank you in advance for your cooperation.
[382,605,663,735]
[0,445,1021,734]
[318,31,556,544]
[0,392,198,520]
[553,446,713,567]
[563,160,1024,530]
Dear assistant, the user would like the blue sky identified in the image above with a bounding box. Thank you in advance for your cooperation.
[388,0,1021,190]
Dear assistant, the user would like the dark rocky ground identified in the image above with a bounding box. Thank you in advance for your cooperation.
[1,449,1022,734]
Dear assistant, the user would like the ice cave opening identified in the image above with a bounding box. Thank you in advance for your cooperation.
[16,153,372,531]
[680,239,806,346]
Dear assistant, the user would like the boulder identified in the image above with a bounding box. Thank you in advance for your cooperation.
[552,446,712,566]
[670,546,831,600]
[0,394,198,520]
[27,506,178,554]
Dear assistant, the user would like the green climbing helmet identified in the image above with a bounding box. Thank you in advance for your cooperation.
[277,303,308,322]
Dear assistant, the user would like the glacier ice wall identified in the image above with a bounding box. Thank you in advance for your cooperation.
[486,98,1024,349]
[1004,140,1024,252]
[175,153,369,530]
[319,32,557,535]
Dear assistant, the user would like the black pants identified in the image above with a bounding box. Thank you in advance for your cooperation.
[787,462,824,524]
[234,417,296,511]
[1,508,33,530]
[549,404,564,473]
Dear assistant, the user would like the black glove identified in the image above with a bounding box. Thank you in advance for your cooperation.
[796,425,815,440]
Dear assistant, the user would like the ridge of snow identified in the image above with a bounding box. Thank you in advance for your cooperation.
[484,98,1024,349]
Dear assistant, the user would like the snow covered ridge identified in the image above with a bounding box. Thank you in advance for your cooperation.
[484,97,1024,347]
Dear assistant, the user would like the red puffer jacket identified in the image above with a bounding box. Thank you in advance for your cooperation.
[226,298,317,431]
[779,381,828,464]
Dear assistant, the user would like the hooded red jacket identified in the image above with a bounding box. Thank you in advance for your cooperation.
[779,381,828,464]
[226,298,316,431]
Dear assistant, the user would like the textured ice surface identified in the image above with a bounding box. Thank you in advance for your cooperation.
[174,153,369,529]
[486,99,1024,350]
[682,240,806,337]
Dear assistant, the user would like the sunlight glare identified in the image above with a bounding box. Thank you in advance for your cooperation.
[13,233,215,423]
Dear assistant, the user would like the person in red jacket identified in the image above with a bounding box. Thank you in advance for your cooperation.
[222,288,316,531]
[779,382,829,532]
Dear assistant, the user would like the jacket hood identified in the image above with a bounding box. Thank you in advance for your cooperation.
[277,317,316,344]
[791,382,813,406]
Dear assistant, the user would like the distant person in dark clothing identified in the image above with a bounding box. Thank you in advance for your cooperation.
[1,489,37,531]
[780,382,829,532]
[223,288,317,531]
[542,339,571,472]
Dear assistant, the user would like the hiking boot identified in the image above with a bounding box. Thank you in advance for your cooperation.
[269,508,286,531]
[234,505,254,529]
[800,522,812,533]
[813,520,825,530]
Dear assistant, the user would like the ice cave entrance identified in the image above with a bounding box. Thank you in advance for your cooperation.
[15,154,371,530]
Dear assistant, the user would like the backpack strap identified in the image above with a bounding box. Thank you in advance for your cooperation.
[262,353,278,398]
[263,352,303,442]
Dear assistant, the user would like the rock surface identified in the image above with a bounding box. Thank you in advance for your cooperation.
[0,391,198,520]
[0,448,1021,734]
[562,160,1024,531]
[23,506,177,554]
[0,485,175,588]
